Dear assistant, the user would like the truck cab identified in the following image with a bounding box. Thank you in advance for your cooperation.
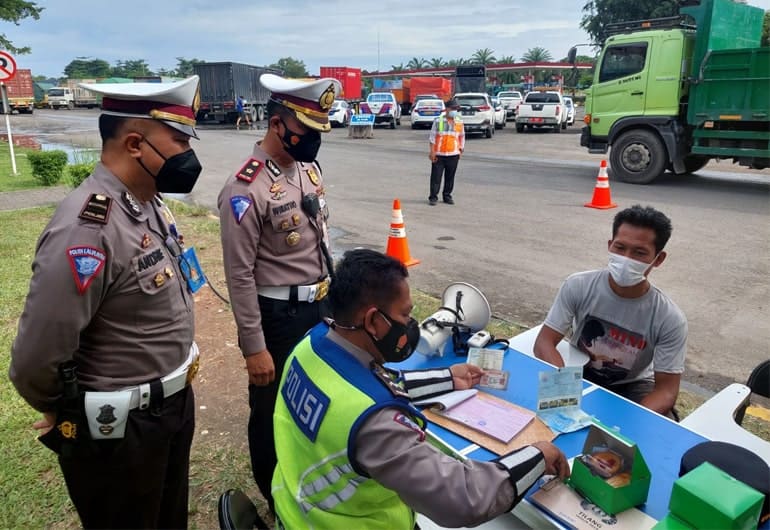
[578,0,769,184]
[47,87,75,110]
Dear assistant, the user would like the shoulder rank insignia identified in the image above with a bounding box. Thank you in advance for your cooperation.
[79,194,112,224]
[307,167,320,186]
[372,365,410,398]
[67,246,107,295]
[266,159,281,178]
[230,195,253,225]
[236,158,263,183]
[122,191,142,217]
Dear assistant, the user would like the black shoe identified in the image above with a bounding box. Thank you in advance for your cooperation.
[429,199,437,206]
[443,197,455,205]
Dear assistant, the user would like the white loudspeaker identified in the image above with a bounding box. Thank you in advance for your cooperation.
[417,282,491,356]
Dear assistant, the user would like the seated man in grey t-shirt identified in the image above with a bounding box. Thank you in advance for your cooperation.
[534,205,687,418]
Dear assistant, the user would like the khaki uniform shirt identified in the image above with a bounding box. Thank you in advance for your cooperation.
[325,330,528,528]
[218,143,329,355]
[10,164,194,412]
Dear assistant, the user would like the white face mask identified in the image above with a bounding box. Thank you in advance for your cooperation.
[607,252,656,287]
[447,110,458,118]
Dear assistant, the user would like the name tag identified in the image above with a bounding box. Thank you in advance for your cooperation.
[282,358,330,442]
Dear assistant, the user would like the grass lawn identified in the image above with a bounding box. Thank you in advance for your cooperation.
[1,202,767,528]
[0,143,43,192]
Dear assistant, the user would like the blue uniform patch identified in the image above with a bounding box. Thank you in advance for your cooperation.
[67,246,106,294]
[282,358,330,442]
[230,195,252,224]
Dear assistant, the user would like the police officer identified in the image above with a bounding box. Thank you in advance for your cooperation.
[9,77,203,529]
[272,249,569,528]
[218,74,341,511]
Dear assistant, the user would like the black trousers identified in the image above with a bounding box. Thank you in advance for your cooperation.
[248,296,330,510]
[59,386,195,529]
[429,154,460,201]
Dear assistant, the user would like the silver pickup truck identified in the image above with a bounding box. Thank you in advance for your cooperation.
[515,91,567,133]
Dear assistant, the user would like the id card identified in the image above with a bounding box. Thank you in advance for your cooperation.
[178,247,206,293]
[481,369,509,390]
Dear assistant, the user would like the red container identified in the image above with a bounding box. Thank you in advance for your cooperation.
[319,66,362,100]
[4,68,34,99]
[409,77,452,102]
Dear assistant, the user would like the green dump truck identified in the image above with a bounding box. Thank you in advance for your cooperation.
[574,0,769,184]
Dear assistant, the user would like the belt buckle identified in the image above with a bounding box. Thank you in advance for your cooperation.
[186,356,200,385]
[314,278,330,302]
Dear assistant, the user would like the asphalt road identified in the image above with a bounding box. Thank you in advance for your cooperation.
[9,109,770,392]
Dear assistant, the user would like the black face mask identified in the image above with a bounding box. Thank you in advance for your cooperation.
[139,138,202,193]
[367,310,421,363]
[279,117,322,163]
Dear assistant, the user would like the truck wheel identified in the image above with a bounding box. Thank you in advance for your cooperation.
[390,119,396,129]
[250,106,258,123]
[67,101,74,110]
[561,120,567,130]
[396,117,401,126]
[257,105,265,122]
[610,129,666,184]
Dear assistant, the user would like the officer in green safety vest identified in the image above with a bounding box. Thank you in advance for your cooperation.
[272,249,569,529]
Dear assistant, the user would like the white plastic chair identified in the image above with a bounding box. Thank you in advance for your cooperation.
[507,324,589,367]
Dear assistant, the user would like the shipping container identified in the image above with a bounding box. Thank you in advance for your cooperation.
[409,77,453,102]
[319,66,362,100]
[193,62,281,123]
[2,69,35,114]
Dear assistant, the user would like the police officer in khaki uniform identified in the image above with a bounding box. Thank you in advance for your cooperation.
[9,77,203,529]
[272,249,570,528]
[218,73,341,510]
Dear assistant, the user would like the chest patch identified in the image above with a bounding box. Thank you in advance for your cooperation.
[271,200,297,217]
[67,246,106,294]
[281,358,330,442]
[230,195,252,224]
[236,159,263,182]
[137,248,164,272]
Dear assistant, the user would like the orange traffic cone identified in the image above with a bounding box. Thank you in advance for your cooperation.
[585,160,617,209]
[385,199,420,267]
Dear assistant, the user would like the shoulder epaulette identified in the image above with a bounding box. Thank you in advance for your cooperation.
[236,159,263,183]
[78,193,113,224]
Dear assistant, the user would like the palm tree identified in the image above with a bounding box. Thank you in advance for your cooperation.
[521,47,553,63]
[390,63,406,72]
[428,57,444,68]
[406,57,428,70]
[497,55,516,64]
[471,48,496,64]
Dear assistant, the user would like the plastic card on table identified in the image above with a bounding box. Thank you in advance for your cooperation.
[537,365,593,434]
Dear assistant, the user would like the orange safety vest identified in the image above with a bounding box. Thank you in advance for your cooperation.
[434,116,463,155]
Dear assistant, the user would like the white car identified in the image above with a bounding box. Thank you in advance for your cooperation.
[328,100,351,127]
[491,97,506,129]
[411,99,445,129]
[563,96,575,126]
[454,92,496,138]
[360,92,401,128]
[497,90,523,121]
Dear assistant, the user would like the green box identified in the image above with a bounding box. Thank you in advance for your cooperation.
[569,421,651,515]
[651,514,693,530]
[669,462,763,530]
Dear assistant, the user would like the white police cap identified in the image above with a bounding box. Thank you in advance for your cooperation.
[80,76,200,139]
[260,74,342,132]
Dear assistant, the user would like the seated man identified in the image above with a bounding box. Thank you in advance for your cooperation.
[534,205,687,418]
[272,249,568,529]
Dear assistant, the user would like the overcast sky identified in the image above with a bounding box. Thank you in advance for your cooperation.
[6,0,770,78]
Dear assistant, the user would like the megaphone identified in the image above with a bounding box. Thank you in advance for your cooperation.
[417,282,491,356]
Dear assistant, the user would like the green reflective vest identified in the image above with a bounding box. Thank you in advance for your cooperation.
[272,323,425,529]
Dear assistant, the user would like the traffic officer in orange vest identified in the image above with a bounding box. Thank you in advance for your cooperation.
[428,98,465,205]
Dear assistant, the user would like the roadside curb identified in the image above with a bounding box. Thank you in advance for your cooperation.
[0,186,69,212]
